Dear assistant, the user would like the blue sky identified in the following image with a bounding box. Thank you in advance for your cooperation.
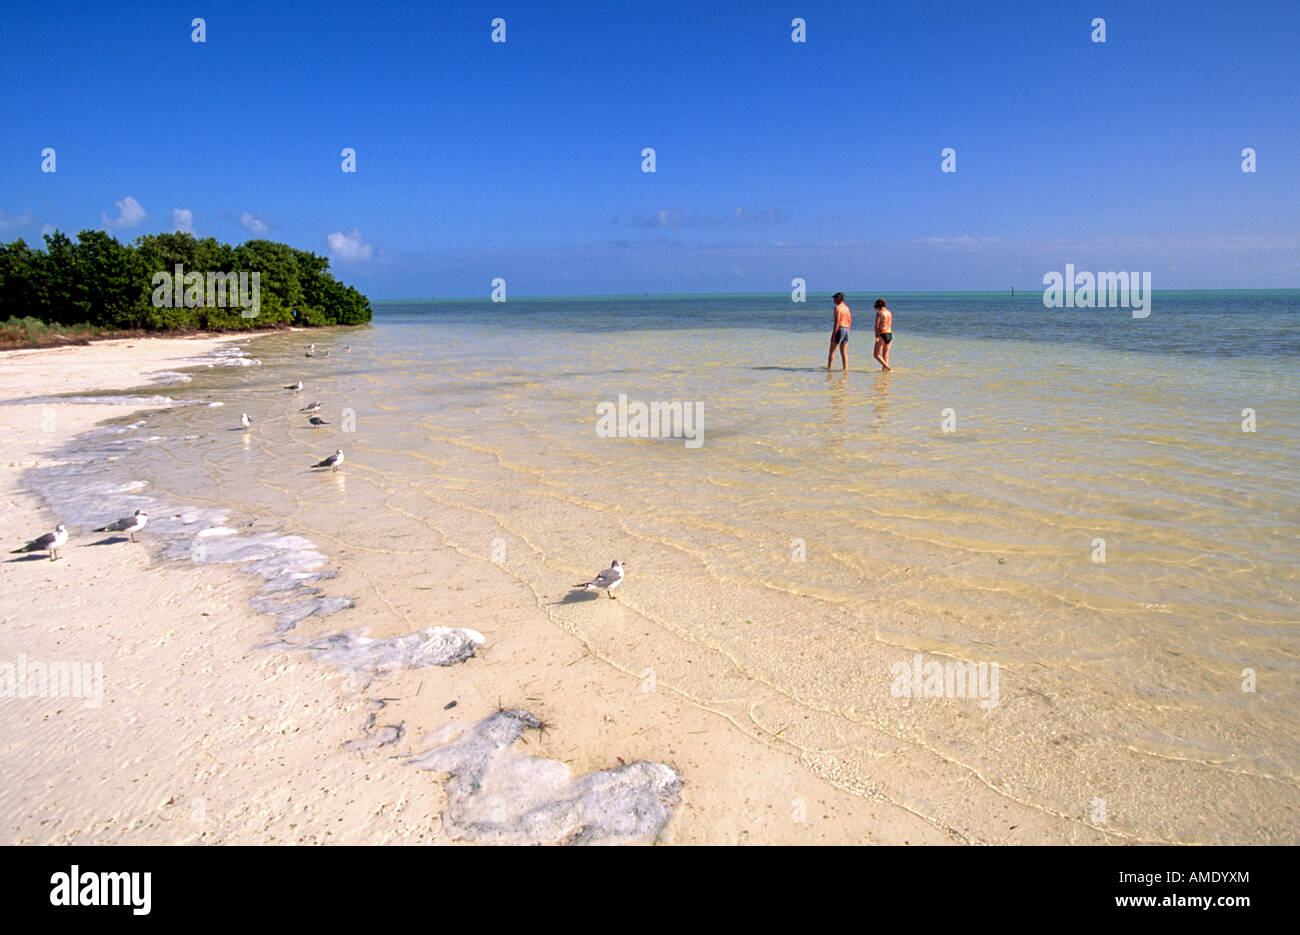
[2,0,1297,297]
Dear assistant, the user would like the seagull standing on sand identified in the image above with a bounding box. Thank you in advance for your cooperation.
[574,560,624,599]
[93,510,148,543]
[308,416,329,428]
[241,413,252,430]
[285,381,303,391]
[299,400,322,413]
[313,448,344,471]
[11,524,69,561]
[305,344,315,358]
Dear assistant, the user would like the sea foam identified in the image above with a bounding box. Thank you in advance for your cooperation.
[407,709,683,845]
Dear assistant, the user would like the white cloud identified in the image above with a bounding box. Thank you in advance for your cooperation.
[239,212,270,235]
[0,209,33,232]
[645,208,683,228]
[326,227,373,261]
[101,196,146,230]
[40,223,56,236]
[731,206,786,224]
[624,207,710,229]
[172,208,195,234]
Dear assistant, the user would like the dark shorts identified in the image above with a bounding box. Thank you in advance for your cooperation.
[833,326,849,345]
[878,332,893,344]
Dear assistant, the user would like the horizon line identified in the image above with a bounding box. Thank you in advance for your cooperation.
[372,286,1300,303]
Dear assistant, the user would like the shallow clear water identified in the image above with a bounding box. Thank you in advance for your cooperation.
[41,291,1300,843]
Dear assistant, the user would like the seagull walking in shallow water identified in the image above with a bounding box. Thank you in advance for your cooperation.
[313,448,344,471]
[299,400,322,413]
[308,416,329,427]
[93,510,148,543]
[305,344,315,358]
[241,413,252,430]
[11,524,68,561]
[574,560,624,599]
[285,381,303,391]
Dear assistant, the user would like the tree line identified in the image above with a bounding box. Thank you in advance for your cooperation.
[0,230,371,330]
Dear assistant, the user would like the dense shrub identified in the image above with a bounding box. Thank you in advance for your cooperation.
[0,230,371,331]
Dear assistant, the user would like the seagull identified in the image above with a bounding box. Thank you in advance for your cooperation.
[574,560,624,599]
[308,416,330,427]
[93,510,148,543]
[11,524,68,561]
[285,381,303,391]
[305,344,315,358]
[343,346,351,352]
[321,350,330,358]
[241,413,252,430]
[313,448,344,471]
[299,400,322,413]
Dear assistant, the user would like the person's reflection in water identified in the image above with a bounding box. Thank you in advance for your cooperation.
[872,370,892,428]
[825,369,848,448]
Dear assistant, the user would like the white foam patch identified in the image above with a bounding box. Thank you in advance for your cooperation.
[176,348,260,368]
[345,700,405,752]
[5,394,181,408]
[197,526,238,538]
[407,709,683,845]
[303,626,485,676]
[254,593,354,632]
[259,569,337,595]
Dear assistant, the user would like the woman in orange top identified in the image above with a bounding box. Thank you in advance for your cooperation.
[873,298,893,371]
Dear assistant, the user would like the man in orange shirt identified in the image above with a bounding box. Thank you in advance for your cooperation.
[827,292,851,370]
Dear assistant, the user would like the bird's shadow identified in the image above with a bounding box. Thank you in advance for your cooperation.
[548,590,607,606]
[87,536,128,546]
[5,554,51,563]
